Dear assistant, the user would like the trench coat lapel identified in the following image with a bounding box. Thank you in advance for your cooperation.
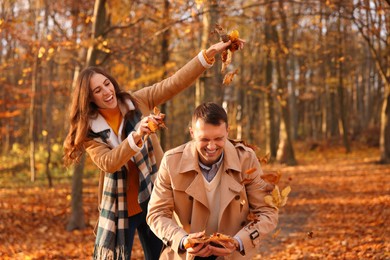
[186,174,209,209]
[219,171,242,219]
[179,141,209,209]
[219,141,243,221]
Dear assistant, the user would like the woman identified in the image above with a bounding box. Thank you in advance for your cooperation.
[63,40,242,260]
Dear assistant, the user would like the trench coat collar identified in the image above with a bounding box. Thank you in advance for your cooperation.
[89,99,135,147]
[89,99,135,133]
[178,140,242,174]
[179,140,243,211]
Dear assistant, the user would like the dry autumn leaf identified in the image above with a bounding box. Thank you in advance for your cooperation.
[222,69,238,85]
[240,167,257,185]
[214,24,243,84]
[261,170,281,185]
[272,228,282,239]
[264,185,291,209]
[245,168,257,175]
[144,107,167,141]
[185,232,235,249]
[260,153,271,164]
[247,212,259,223]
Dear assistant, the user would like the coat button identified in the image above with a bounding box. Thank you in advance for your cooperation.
[235,195,240,200]
[189,196,193,200]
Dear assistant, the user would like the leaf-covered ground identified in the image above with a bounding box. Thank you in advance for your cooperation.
[1,143,389,259]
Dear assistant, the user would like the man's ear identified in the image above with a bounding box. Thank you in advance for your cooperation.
[189,127,194,138]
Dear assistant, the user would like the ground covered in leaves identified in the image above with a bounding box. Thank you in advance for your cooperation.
[0,143,389,259]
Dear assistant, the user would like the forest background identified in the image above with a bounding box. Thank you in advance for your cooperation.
[0,0,389,259]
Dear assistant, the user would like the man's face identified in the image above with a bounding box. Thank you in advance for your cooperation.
[190,118,228,166]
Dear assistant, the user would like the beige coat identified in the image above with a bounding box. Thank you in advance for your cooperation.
[147,140,279,260]
[84,55,207,204]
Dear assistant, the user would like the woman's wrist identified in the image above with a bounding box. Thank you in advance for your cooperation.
[205,48,217,60]
[198,50,214,69]
[202,49,215,64]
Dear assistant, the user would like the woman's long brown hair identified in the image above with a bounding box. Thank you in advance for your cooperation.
[63,66,133,166]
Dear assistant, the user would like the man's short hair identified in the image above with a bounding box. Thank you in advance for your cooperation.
[192,102,228,128]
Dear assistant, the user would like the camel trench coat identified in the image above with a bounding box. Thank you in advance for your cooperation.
[147,140,278,260]
[84,55,207,205]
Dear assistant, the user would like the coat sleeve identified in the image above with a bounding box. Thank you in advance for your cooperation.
[84,138,138,173]
[133,55,206,111]
[146,154,188,253]
[235,148,279,256]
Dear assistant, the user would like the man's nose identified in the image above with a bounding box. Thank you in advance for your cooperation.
[207,141,216,149]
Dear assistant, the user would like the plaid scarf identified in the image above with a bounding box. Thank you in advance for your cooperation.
[91,109,158,259]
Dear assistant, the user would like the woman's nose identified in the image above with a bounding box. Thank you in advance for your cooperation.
[102,87,111,95]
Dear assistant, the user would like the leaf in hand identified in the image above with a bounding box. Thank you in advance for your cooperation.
[144,107,167,141]
[147,107,167,133]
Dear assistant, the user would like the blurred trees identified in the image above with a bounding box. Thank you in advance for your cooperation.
[0,0,389,225]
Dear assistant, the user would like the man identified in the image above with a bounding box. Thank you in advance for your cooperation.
[147,102,278,259]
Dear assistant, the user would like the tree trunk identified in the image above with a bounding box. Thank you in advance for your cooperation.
[44,0,53,187]
[337,12,351,153]
[274,0,297,165]
[67,0,107,231]
[264,3,277,159]
[159,0,170,151]
[29,49,38,182]
[195,0,219,105]
[66,154,86,231]
[380,89,390,163]
[379,9,390,163]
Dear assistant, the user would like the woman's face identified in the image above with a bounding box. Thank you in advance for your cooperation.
[89,73,118,109]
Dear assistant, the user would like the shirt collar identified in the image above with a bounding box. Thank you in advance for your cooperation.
[198,152,224,171]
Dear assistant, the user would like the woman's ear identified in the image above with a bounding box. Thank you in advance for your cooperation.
[189,127,194,138]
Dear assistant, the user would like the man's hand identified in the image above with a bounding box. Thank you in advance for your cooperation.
[184,231,213,257]
[208,238,238,256]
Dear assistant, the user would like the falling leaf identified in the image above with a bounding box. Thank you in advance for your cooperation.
[222,69,238,85]
[221,50,232,73]
[272,228,281,239]
[261,171,281,185]
[240,178,253,185]
[264,185,291,209]
[245,168,257,175]
[247,212,259,223]
[260,153,271,164]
